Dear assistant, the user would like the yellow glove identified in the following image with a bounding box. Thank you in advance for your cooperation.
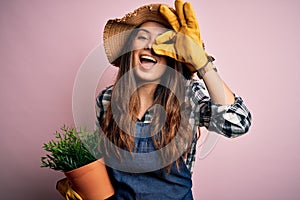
[56,178,83,200]
[152,0,210,72]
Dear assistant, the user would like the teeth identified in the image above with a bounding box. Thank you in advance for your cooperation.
[140,55,157,63]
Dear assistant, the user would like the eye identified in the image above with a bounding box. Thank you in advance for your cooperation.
[137,35,149,40]
[136,30,151,41]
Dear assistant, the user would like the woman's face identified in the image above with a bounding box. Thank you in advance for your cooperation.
[132,21,168,83]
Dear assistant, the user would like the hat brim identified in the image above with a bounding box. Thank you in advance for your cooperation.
[103,4,174,67]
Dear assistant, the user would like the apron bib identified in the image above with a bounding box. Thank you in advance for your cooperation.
[107,122,193,200]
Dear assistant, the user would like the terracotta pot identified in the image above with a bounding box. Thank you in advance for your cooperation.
[65,158,114,200]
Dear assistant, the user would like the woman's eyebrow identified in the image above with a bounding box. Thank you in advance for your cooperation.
[137,28,151,34]
[137,28,166,36]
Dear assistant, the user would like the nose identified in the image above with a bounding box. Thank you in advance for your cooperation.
[144,37,155,50]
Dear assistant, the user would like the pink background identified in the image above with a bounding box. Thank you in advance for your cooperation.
[1,0,300,199]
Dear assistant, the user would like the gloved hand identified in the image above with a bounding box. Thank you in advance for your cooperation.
[152,0,210,72]
[56,178,83,200]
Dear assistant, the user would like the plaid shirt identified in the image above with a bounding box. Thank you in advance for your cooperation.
[96,78,252,174]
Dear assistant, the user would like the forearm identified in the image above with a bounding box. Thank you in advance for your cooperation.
[198,62,235,105]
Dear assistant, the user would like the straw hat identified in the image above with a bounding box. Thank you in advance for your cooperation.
[103,4,175,67]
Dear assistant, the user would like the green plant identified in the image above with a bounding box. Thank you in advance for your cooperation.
[41,125,102,172]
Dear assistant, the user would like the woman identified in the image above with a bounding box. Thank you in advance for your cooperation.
[58,0,252,199]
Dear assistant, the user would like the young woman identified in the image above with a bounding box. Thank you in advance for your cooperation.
[58,0,251,199]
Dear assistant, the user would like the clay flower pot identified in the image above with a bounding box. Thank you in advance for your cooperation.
[65,158,114,200]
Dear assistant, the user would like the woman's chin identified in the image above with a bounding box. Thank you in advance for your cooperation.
[139,62,156,71]
[134,70,160,83]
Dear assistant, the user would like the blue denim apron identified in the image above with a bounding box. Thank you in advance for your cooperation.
[106,122,193,200]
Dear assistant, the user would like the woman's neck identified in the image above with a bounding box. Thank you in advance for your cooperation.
[136,83,157,119]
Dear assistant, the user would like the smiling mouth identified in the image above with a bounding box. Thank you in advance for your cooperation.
[140,55,157,65]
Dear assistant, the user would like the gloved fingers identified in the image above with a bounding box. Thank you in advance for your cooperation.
[154,30,176,44]
[153,30,176,59]
[152,43,176,57]
[56,178,69,195]
[159,5,180,32]
[56,178,83,200]
[66,188,83,200]
[175,0,187,27]
[183,2,199,30]
[153,42,187,63]
[73,192,83,200]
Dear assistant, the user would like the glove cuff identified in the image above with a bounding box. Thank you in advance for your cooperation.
[197,61,217,79]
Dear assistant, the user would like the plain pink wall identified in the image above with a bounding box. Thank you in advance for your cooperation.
[1,0,299,199]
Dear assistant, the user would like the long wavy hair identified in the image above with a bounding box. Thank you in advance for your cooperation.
[100,27,195,171]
